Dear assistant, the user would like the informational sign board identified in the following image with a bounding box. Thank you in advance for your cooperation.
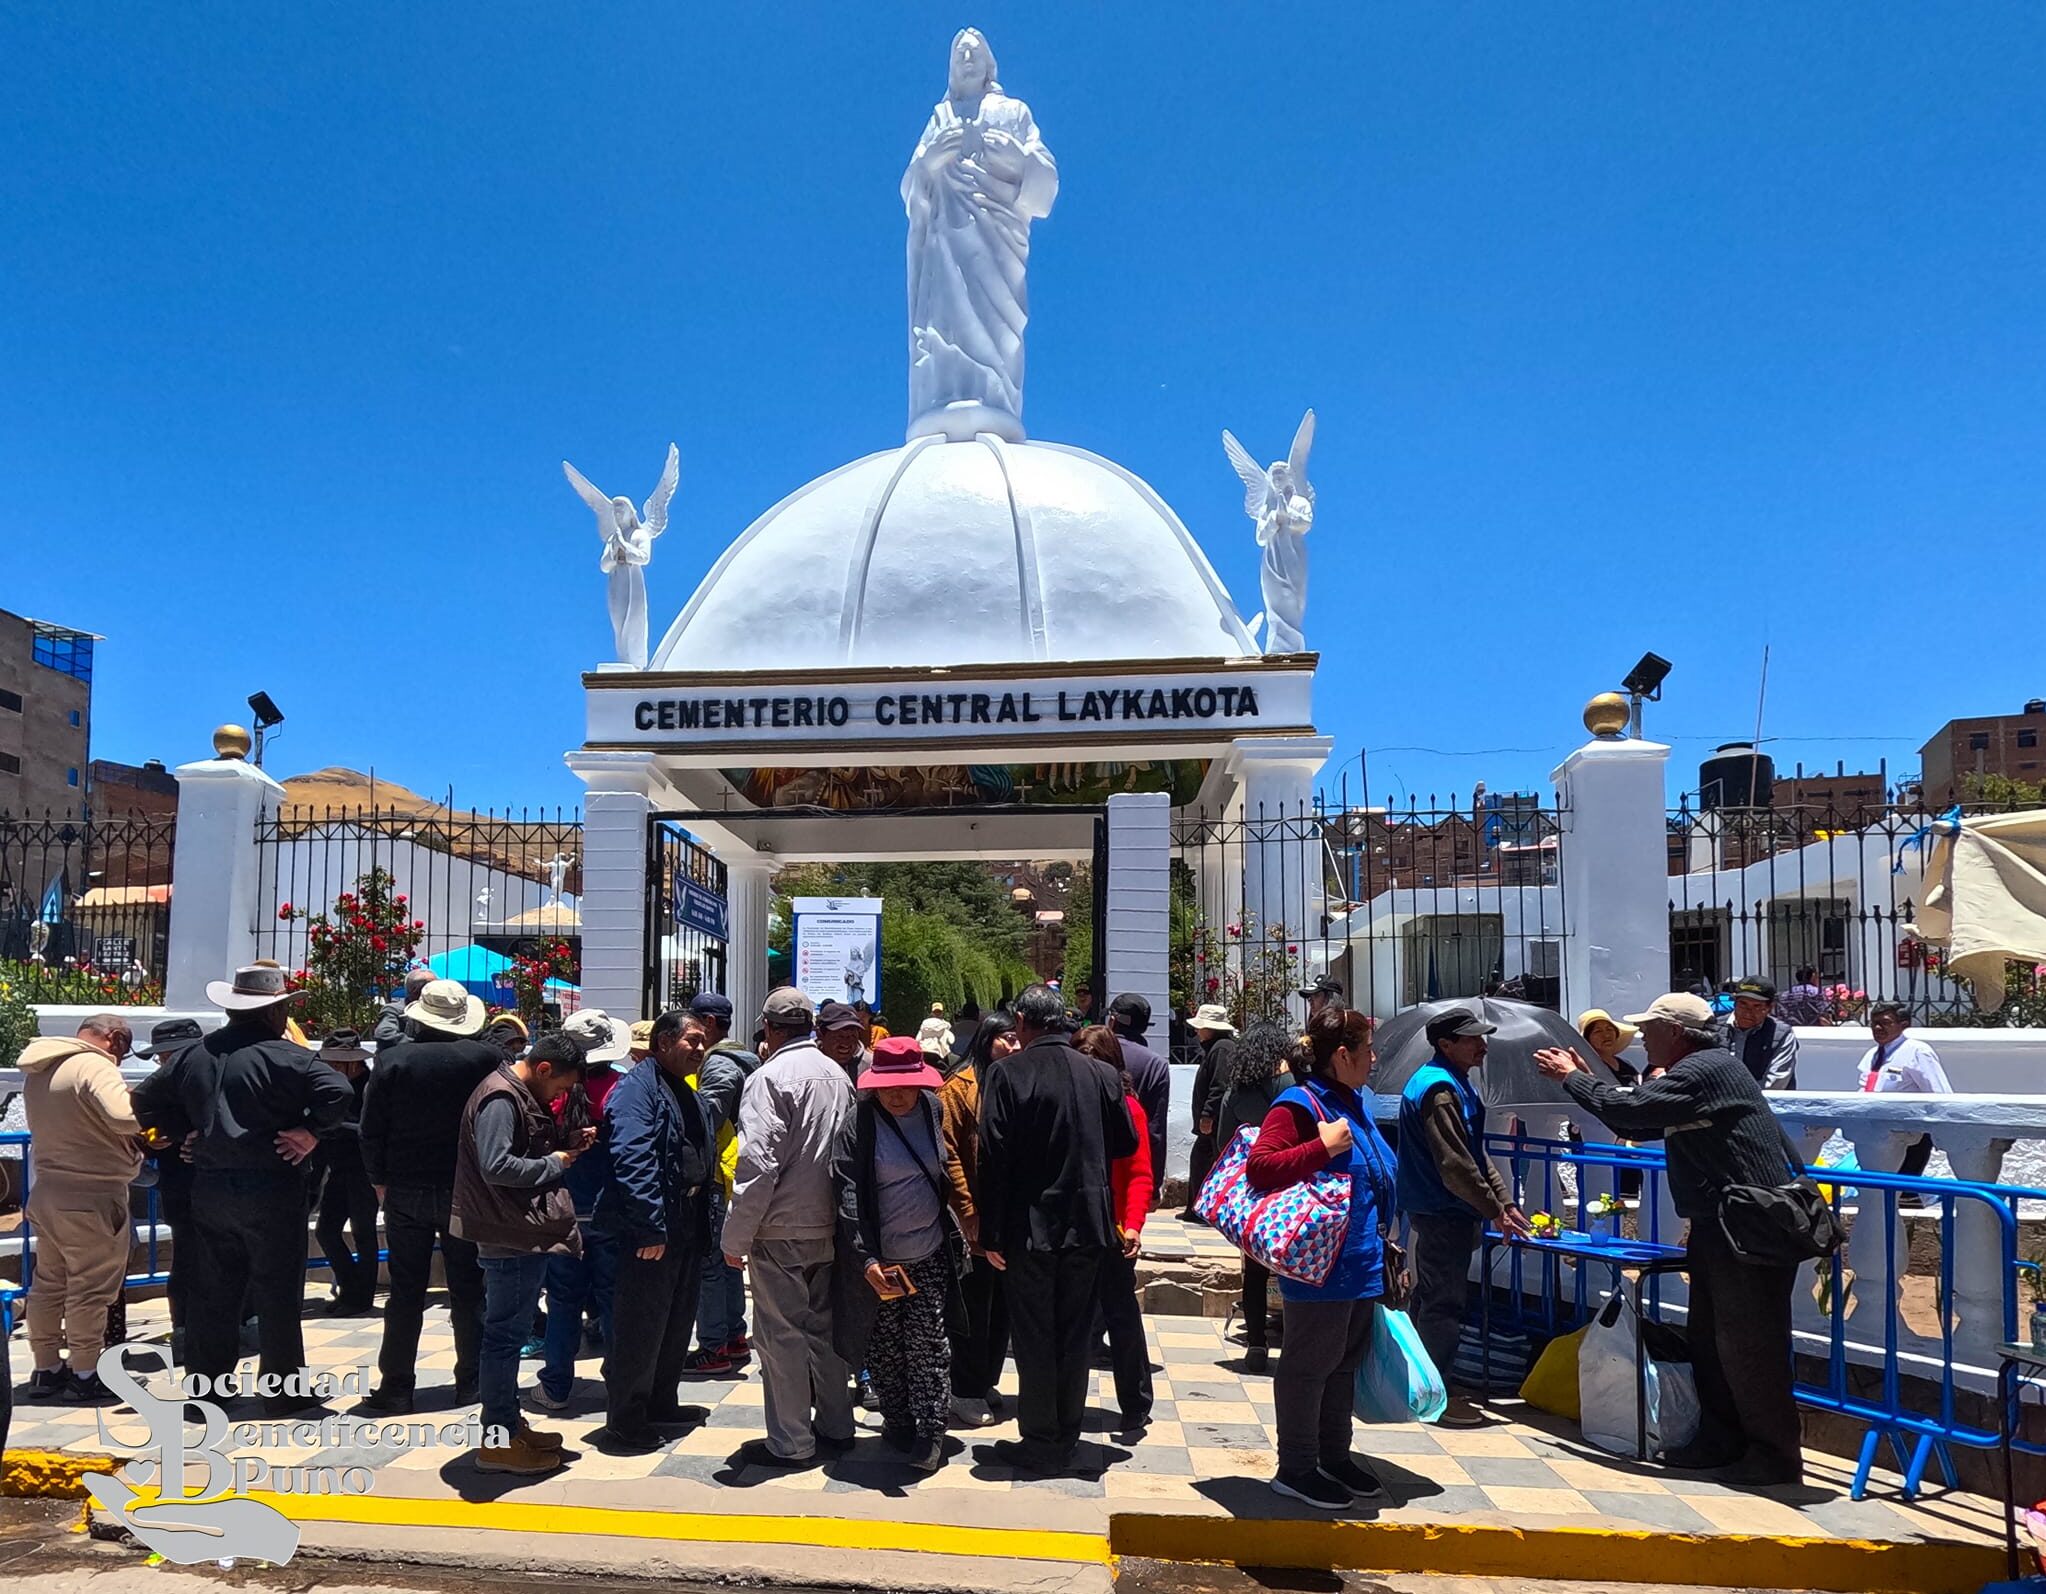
[674,878,729,941]
[96,935,136,968]
[791,896,883,1009]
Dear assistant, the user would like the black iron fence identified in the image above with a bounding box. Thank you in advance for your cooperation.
[0,811,176,1004]
[1172,785,1570,1032]
[251,803,583,1029]
[1665,795,2035,1024]
[645,821,730,1016]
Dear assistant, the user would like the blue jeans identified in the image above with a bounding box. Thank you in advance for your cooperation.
[540,1223,618,1400]
[696,1190,748,1351]
[479,1254,549,1443]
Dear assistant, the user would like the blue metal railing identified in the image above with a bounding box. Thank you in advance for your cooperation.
[0,1129,379,1336]
[1482,1127,2046,1500]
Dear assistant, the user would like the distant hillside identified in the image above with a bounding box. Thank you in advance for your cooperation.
[273,767,580,892]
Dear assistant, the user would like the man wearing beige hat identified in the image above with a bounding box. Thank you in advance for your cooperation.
[1537,992,1806,1486]
[357,977,500,1416]
[132,964,354,1408]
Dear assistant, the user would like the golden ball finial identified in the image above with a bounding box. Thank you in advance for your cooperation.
[212,724,253,760]
[1583,692,1630,739]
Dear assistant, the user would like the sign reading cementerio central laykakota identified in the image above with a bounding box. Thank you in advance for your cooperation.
[584,663,1314,749]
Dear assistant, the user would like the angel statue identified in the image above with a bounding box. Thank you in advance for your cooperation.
[843,941,873,1005]
[563,444,680,669]
[1221,410,1316,655]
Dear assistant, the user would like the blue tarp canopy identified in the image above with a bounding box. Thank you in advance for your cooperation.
[426,945,575,1002]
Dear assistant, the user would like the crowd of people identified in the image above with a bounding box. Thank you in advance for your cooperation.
[8,958,1964,1504]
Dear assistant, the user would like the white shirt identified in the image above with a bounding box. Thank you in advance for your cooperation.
[1860,1035,1953,1095]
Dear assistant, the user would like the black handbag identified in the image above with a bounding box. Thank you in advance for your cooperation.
[1716,1123,1846,1267]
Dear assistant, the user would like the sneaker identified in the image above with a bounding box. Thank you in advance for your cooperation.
[1437,1395,1488,1429]
[717,1337,752,1365]
[1272,1467,1352,1510]
[528,1382,573,1412]
[23,1368,70,1402]
[518,1423,564,1451]
[475,1433,563,1476]
[1243,1346,1270,1374]
[734,1438,817,1469]
[682,1348,736,1375]
[63,1372,114,1405]
[949,1394,993,1428]
[857,1372,879,1412]
[909,1435,946,1474]
[518,1336,546,1361]
[1319,1455,1384,1497]
[356,1386,415,1416]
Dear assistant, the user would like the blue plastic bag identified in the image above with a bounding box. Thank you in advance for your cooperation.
[1354,1305,1449,1424]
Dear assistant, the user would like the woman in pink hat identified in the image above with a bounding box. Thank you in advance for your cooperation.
[831,1035,971,1472]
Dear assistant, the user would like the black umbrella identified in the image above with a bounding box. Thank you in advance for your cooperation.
[1369,996,1628,1112]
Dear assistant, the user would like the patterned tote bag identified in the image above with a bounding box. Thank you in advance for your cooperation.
[1194,1087,1353,1286]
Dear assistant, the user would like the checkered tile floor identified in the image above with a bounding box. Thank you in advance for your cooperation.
[1137,1212,1246,1267]
[4,1293,2001,1547]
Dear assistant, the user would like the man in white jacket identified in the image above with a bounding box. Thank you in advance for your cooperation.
[722,987,857,1466]
[19,1013,141,1402]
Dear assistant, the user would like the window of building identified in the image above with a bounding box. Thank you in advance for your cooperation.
[30,627,95,685]
[0,688,20,714]
[66,768,78,787]
[1970,732,1991,751]
[2020,729,2039,749]
[0,751,20,775]
[69,709,81,728]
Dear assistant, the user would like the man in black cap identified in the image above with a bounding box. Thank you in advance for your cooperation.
[1721,976,1799,1091]
[1298,975,1344,1027]
[1106,993,1170,1185]
[814,1000,868,1082]
[133,1018,205,1360]
[1393,1006,1530,1426]
[686,991,757,1370]
[131,965,354,1408]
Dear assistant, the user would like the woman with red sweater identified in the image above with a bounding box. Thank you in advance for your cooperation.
[1245,1006,1397,1510]
[1075,1025,1154,1434]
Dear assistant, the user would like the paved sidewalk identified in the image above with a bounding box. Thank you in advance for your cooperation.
[4,1291,2003,1557]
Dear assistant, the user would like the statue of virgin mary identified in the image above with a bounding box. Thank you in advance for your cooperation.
[901,29,1059,443]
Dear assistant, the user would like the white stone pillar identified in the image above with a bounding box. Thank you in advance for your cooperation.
[724,859,776,1039]
[567,754,656,1021]
[165,750,285,1010]
[1550,734,1672,1030]
[1842,1124,1910,1333]
[1104,794,1171,1025]
[1230,735,1334,1019]
[1942,1129,2015,1361]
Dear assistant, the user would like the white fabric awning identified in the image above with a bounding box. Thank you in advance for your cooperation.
[1911,808,2046,1012]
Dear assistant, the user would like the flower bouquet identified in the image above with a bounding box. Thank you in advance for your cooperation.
[1585,1192,1624,1240]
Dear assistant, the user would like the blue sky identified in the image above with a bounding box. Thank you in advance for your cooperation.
[3,5,2040,815]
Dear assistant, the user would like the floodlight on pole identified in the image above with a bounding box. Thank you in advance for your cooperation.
[1619,653,1672,739]
[247,692,285,768]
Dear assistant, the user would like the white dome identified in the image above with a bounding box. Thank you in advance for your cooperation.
[651,436,1258,670]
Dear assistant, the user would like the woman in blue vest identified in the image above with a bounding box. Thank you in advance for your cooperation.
[1245,1007,1398,1511]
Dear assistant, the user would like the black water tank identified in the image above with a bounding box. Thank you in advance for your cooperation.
[1699,742,1775,809]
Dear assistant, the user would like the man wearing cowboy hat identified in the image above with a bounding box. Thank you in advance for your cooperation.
[132,964,355,1408]
[310,1030,380,1316]
[1179,1003,1240,1222]
[357,977,501,1416]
